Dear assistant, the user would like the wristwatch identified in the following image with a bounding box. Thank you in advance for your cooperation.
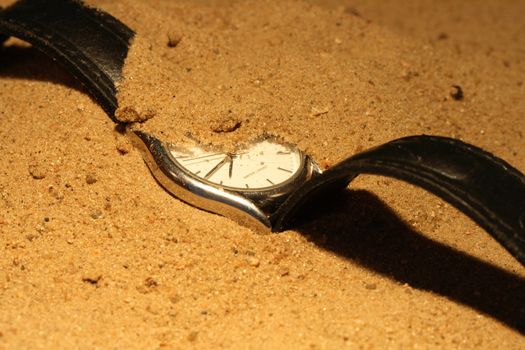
[2,0,525,266]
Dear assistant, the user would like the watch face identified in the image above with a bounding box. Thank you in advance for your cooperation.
[168,139,304,191]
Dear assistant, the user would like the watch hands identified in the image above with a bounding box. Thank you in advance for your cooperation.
[204,155,231,180]
[228,156,234,179]
[181,153,225,166]
[179,151,247,167]
[180,152,223,161]
[177,148,296,185]
[277,166,293,173]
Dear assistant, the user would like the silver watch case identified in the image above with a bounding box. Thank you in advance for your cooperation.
[128,129,322,232]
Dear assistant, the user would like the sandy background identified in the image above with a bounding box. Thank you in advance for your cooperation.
[1,0,524,348]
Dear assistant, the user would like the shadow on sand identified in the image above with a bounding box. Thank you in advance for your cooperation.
[295,189,525,334]
[0,44,83,92]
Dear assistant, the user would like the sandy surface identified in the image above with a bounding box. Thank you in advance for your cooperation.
[1,0,524,348]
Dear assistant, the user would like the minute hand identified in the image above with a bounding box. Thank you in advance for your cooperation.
[204,156,230,180]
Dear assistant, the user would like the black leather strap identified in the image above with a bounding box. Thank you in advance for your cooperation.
[0,6,6,44]
[0,0,134,118]
[274,135,525,265]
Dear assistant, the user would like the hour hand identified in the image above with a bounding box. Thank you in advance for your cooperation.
[228,154,234,179]
[204,156,230,180]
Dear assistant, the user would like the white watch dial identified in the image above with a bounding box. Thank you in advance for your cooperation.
[169,139,303,191]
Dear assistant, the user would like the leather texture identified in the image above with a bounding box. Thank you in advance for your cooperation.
[1,1,525,266]
[0,7,5,43]
[0,0,134,119]
[273,135,525,266]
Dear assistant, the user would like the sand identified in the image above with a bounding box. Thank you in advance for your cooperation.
[1,0,524,348]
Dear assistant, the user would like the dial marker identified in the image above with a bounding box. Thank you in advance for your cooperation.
[277,166,293,173]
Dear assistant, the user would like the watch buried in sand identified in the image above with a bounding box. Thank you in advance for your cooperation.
[1,0,525,266]
[131,131,321,230]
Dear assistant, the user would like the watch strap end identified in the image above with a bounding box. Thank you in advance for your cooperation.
[274,135,525,266]
[0,0,135,119]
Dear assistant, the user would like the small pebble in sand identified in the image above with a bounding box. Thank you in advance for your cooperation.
[344,5,361,17]
[437,32,449,41]
[450,85,464,101]
[82,272,102,285]
[85,174,97,185]
[211,117,242,133]
[246,257,260,267]
[28,164,46,180]
[115,106,156,123]
[167,32,182,48]
[144,277,159,288]
[311,107,329,117]
[90,210,103,219]
[279,268,290,277]
[116,140,132,154]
